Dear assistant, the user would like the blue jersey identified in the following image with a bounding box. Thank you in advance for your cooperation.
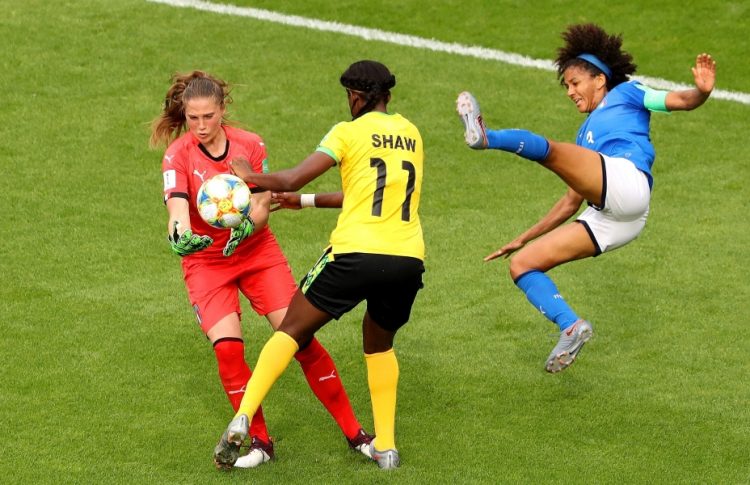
[576,81,655,187]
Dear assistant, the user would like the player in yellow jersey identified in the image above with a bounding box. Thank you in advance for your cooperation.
[213,60,424,470]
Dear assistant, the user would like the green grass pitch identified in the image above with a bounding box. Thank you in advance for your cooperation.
[2,0,748,483]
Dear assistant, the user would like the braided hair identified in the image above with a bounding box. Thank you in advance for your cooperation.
[340,60,396,119]
[555,23,637,90]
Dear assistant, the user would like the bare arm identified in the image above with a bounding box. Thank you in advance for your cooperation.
[306,192,344,208]
[166,196,191,238]
[230,151,337,192]
[248,190,271,229]
[484,187,584,261]
[271,191,344,211]
[165,195,213,255]
[665,53,716,111]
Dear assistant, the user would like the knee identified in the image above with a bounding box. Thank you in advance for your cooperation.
[277,323,311,348]
[362,314,396,354]
[213,339,247,374]
[364,338,394,355]
[508,254,524,281]
[508,253,535,281]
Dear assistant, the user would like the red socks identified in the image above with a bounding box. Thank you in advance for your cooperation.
[213,338,269,443]
[214,337,362,442]
[294,338,362,439]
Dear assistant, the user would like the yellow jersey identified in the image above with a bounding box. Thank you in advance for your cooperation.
[317,111,424,260]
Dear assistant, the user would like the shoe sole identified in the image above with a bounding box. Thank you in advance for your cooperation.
[214,446,240,470]
[456,91,486,149]
[545,325,593,373]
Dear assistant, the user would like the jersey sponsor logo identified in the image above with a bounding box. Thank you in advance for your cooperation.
[371,133,417,152]
[586,131,595,144]
[193,169,207,183]
[163,154,175,164]
[163,169,177,190]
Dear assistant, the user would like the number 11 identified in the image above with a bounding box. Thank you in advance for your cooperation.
[370,157,416,222]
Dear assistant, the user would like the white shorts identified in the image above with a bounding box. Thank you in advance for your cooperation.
[577,155,651,255]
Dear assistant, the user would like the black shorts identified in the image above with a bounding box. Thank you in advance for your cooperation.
[300,249,425,331]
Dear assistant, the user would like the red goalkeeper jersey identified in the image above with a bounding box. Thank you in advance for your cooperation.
[161,125,285,265]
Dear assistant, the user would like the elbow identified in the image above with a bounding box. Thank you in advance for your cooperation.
[273,171,307,192]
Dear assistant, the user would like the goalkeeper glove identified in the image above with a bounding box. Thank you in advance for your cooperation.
[168,221,213,256]
[223,217,255,256]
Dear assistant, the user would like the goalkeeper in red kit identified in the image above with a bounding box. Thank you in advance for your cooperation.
[150,70,372,468]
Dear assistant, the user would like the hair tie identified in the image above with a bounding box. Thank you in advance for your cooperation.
[576,53,612,78]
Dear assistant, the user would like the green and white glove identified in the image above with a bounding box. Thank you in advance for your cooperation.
[168,221,213,257]
[223,217,255,257]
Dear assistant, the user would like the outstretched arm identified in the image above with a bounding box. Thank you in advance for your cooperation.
[165,197,213,256]
[271,191,344,211]
[166,197,191,237]
[230,151,336,192]
[484,187,584,261]
[665,53,716,111]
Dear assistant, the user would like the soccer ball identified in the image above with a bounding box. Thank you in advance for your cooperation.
[196,174,251,229]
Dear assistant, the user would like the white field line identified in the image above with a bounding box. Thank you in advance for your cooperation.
[146,0,749,106]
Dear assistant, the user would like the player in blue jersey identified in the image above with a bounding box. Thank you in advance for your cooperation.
[456,23,716,373]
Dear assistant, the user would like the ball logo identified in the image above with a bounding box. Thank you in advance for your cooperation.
[218,199,233,212]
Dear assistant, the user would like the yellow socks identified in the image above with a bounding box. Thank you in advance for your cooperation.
[365,348,399,450]
[235,331,298,419]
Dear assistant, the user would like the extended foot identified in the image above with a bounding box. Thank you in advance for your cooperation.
[456,91,488,149]
[234,436,274,468]
[369,442,400,470]
[545,320,593,373]
[213,414,249,469]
